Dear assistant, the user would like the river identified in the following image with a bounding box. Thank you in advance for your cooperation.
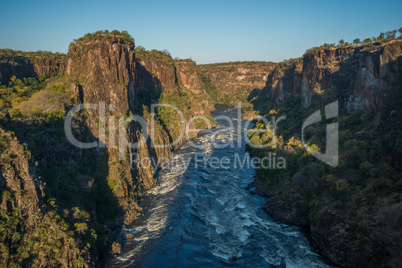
[106,105,334,267]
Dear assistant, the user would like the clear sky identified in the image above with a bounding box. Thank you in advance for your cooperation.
[1,0,401,64]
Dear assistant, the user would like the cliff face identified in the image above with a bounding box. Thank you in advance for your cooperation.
[0,49,65,83]
[65,35,215,226]
[66,36,135,113]
[175,60,203,95]
[0,128,44,216]
[66,35,156,228]
[262,58,303,103]
[262,40,402,113]
[134,49,214,144]
[199,61,276,103]
[0,33,218,267]
[251,40,402,268]
[135,52,208,98]
[135,53,176,91]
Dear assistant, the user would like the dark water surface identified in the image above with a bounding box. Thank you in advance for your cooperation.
[107,105,333,267]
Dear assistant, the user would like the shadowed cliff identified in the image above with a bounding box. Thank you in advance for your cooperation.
[247,39,402,268]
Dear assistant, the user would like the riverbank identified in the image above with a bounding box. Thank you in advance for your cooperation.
[105,105,333,267]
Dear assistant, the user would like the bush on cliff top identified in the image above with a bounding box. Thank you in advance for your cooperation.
[135,46,174,65]
[0,48,65,64]
[71,30,134,45]
[305,27,402,56]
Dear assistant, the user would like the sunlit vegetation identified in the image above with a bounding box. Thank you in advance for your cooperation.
[0,74,74,124]
[70,30,134,47]
[0,75,48,118]
[305,28,402,55]
[135,46,175,66]
[0,48,65,63]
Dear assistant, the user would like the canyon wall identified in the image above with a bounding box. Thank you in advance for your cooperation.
[261,40,402,114]
[198,61,276,103]
[0,49,65,83]
[0,33,215,266]
[65,34,215,225]
[2,32,401,268]
[134,49,214,146]
[251,39,402,268]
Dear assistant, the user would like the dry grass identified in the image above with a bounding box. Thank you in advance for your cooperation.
[13,89,70,119]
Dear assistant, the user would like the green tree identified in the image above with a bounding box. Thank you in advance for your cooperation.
[338,39,345,46]
[398,27,402,38]
[377,32,385,42]
[362,38,372,45]
[385,30,397,40]
[353,38,361,46]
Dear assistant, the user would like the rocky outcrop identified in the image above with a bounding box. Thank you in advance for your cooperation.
[135,51,176,93]
[175,60,203,94]
[66,34,154,228]
[134,49,214,145]
[0,49,65,83]
[66,36,135,113]
[0,128,44,217]
[261,40,402,113]
[199,61,276,103]
[261,58,303,103]
[135,51,209,99]
[65,33,215,228]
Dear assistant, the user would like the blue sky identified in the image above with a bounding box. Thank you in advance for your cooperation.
[1,0,401,64]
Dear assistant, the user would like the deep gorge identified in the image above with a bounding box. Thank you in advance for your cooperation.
[0,30,401,267]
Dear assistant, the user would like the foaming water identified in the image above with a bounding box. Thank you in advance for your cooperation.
[107,105,335,268]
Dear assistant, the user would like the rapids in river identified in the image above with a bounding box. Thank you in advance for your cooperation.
[107,105,334,267]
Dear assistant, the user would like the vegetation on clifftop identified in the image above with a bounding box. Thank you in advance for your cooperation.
[70,30,134,47]
[135,46,175,66]
[305,27,402,55]
[0,49,65,62]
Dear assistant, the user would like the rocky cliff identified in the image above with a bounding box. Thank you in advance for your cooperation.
[135,48,215,145]
[65,32,213,223]
[66,35,135,113]
[261,40,402,113]
[0,31,215,267]
[0,49,65,83]
[2,30,400,268]
[0,128,44,216]
[250,39,402,268]
[135,49,210,102]
[199,61,276,104]
[175,59,204,95]
[66,34,150,229]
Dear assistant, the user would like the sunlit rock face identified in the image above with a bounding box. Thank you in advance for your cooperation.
[0,50,65,83]
[261,40,402,113]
